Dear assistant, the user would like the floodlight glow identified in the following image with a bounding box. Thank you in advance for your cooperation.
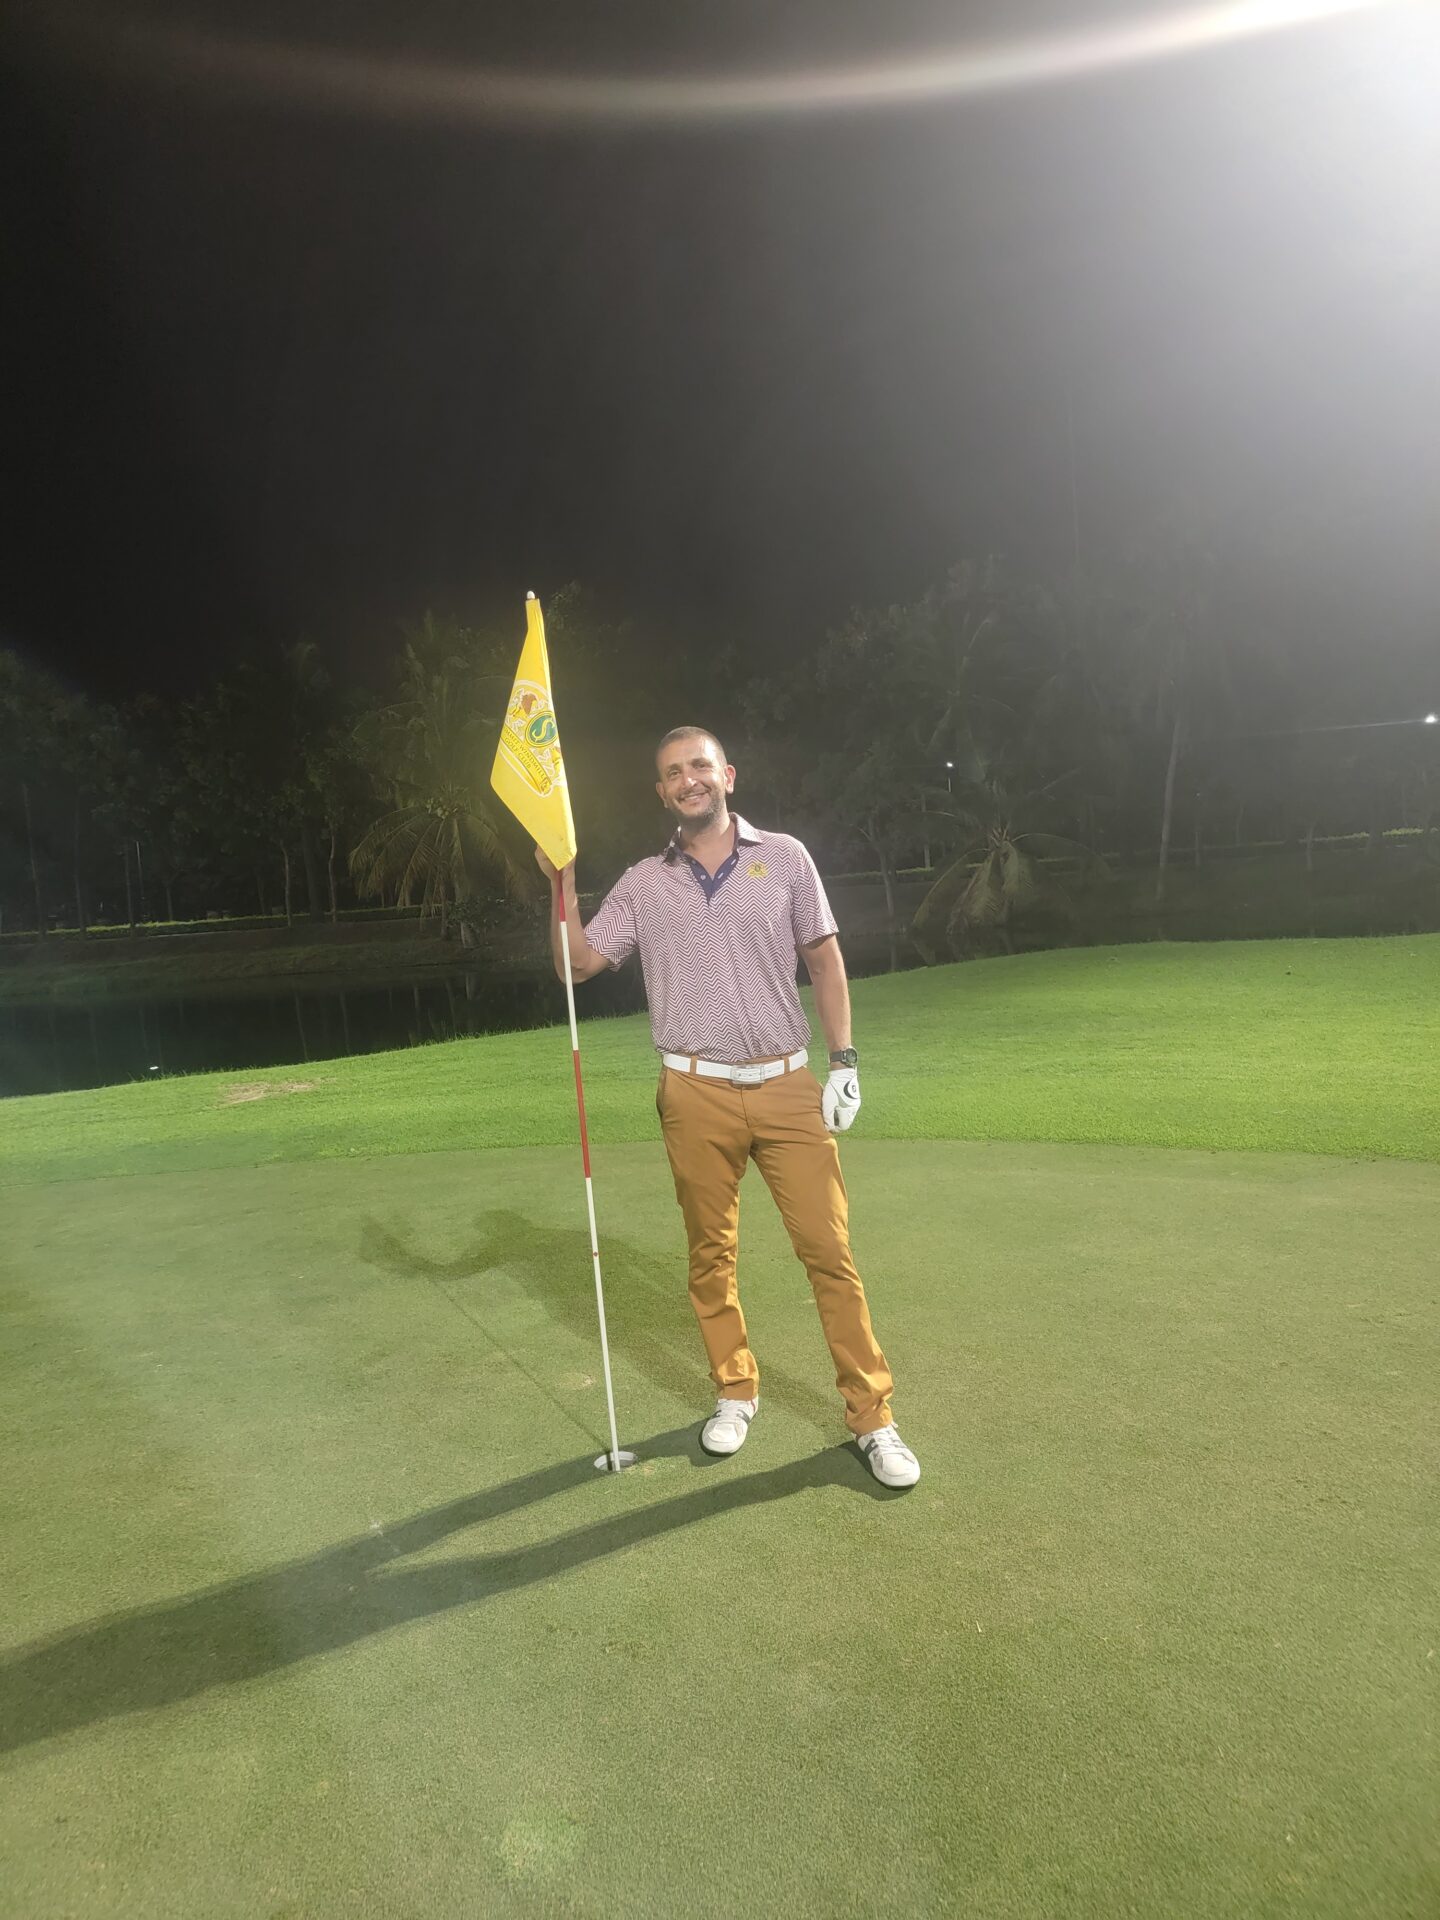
[33,1,1403,127]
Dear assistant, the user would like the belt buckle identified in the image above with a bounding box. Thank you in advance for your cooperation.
[729,1063,765,1088]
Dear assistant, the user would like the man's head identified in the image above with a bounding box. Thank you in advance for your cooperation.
[655,727,735,836]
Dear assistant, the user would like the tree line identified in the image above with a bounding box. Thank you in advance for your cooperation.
[2,556,1434,956]
[743,552,1435,953]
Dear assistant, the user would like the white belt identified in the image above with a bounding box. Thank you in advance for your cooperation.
[661,1048,807,1088]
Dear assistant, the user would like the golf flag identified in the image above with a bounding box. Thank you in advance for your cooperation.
[490,594,578,871]
[488,592,633,1475]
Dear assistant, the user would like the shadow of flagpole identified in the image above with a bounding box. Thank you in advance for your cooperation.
[1,1428,895,1756]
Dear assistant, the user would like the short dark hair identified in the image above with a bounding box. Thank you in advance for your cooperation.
[655,726,727,769]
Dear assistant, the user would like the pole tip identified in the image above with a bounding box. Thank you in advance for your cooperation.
[525,590,536,601]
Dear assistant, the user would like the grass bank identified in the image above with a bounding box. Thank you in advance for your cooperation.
[3,936,1437,1187]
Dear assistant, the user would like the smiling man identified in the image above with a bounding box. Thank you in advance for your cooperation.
[534,726,919,1489]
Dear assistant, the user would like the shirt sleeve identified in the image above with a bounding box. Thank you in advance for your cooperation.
[582,872,638,968]
[790,842,839,947]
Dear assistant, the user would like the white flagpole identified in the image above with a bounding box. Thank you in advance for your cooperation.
[555,876,634,1474]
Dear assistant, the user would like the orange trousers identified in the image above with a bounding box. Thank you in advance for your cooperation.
[656,1060,894,1436]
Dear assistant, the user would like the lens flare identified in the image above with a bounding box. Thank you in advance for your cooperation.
[36,2,1404,127]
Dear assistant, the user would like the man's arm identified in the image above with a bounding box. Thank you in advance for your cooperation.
[800,933,852,1055]
[535,848,613,983]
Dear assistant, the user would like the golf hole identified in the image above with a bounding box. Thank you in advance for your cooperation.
[593,1449,638,1473]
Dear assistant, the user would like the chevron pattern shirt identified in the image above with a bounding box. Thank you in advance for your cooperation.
[583,814,839,1063]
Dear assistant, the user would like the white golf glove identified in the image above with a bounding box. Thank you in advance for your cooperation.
[822,1067,862,1133]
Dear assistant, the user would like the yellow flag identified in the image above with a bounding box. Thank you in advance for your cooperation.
[489,594,578,871]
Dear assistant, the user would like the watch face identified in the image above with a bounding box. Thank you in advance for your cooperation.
[831,1048,858,1068]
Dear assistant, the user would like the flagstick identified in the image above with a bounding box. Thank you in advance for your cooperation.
[556,876,634,1474]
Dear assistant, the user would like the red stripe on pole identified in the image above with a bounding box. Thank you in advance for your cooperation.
[572,1047,593,1178]
[555,876,594,1177]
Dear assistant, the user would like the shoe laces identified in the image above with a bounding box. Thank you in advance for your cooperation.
[713,1398,754,1422]
[863,1423,913,1460]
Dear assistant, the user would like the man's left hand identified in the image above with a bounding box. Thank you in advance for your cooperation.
[822,1068,861,1132]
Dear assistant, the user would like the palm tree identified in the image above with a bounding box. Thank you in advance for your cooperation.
[350,636,536,942]
[912,747,1105,961]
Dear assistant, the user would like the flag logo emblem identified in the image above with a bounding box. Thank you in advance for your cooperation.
[747,861,768,878]
[499,680,567,798]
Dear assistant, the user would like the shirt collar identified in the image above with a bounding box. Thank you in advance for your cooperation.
[663,813,761,863]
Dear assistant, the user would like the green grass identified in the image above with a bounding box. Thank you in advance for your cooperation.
[4,937,1437,1188]
[2,937,1437,1918]
[4,1143,1436,1918]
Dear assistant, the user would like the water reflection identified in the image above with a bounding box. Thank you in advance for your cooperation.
[0,967,646,1099]
[0,938,920,1098]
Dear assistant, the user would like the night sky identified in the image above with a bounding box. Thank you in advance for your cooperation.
[4,1,1438,699]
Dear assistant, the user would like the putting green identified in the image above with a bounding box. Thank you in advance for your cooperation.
[3,1137,1435,1918]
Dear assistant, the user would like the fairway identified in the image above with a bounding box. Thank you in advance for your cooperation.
[2,942,1437,1918]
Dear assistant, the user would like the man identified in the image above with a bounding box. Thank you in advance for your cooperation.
[534,727,920,1489]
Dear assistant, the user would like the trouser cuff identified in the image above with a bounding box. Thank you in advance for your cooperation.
[848,1406,893,1438]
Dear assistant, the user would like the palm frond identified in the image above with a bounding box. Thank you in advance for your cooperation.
[457,802,542,905]
[1015,830,1105,871]
[955,851,1007,928]
[350,808,447,907]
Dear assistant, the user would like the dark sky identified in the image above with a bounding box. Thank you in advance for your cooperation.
[4,0,1438,699]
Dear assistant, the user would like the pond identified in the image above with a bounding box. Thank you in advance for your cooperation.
[0,936,923,1099]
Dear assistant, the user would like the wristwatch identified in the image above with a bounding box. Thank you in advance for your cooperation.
[828,1048,859,1068]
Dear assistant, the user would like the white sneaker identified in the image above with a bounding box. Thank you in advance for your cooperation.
[858,1424,921,1488]
[701,1397,757,1455]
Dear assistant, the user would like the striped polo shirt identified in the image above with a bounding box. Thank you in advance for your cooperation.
[583,814,839,1063]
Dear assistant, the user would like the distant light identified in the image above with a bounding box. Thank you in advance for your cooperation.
[1425,714,1438,725]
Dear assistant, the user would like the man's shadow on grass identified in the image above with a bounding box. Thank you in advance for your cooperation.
[359,1206,840,1437]
[1,1428,895,1757]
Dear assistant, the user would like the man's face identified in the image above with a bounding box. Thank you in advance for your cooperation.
[655,735,735,834]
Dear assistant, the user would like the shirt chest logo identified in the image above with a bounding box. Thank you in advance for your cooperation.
[746,861,768,878]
